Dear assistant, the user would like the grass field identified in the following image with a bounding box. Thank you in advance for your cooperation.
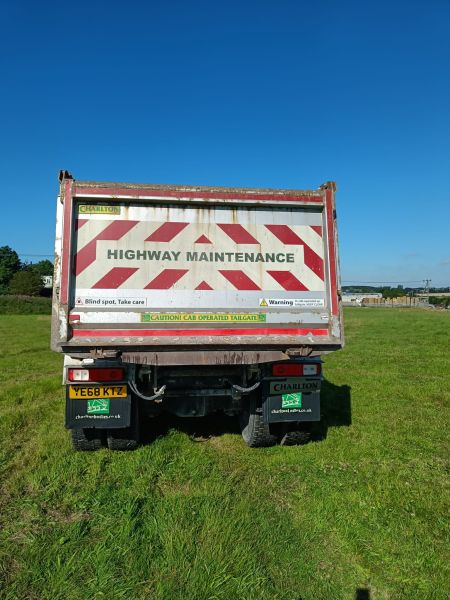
[0,295,52,315]
[0,309,449,599]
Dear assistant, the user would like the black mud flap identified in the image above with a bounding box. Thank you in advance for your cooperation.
[66,392,131,429]
[263,390,320,423]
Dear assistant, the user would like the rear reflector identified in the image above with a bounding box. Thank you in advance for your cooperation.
[303,364,320,376]
[68,368,125,382]
[272,363,320,376]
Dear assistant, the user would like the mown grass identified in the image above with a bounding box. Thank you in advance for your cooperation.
[0,309,449,600]
[0,295,52,314]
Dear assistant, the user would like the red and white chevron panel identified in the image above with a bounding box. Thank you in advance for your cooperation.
[74,218,325,292]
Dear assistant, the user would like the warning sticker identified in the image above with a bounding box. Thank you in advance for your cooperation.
[259,298,325,308]
[141,313,266,323]
[75,297,147,307]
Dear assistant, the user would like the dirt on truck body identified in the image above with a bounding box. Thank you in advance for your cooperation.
[52,171,344,450]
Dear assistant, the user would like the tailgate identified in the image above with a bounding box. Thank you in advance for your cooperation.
[53,179,342,350]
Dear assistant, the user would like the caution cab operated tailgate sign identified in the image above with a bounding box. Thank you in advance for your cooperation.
[141,313,266,323]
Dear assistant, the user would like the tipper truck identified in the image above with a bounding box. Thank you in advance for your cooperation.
[52,171,344,450]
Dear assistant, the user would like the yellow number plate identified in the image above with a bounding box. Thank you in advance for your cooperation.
[69,385,127,399]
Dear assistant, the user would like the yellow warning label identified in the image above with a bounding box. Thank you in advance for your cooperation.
[141,313,266,323]
[259,299,268,307]
[78,205,121,215]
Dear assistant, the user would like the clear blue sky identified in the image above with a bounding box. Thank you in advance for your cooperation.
[1,0,449,287]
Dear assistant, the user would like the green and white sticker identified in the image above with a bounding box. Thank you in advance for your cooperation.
[281,392,303,409]
[87,398,110,415]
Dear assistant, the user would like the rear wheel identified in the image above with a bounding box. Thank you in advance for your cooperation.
[239,391,277,448]
[107,398,140,450]
[71,428,105,451]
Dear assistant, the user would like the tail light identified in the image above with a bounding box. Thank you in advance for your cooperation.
[272,363,321,376]
[68,368,125,382]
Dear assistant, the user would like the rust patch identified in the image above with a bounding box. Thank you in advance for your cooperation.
[121,350,288,366]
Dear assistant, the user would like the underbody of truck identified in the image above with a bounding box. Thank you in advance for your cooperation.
[64,354,323,449]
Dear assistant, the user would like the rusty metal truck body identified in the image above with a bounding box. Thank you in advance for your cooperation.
[52,172,343,450]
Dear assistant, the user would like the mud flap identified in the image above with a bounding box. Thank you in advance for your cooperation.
[65,392,131,429]
[263,390,320,423]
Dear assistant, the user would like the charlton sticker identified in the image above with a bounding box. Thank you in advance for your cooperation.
[87,399,110,415]
[79,205,121,215]
[281,393,303,409]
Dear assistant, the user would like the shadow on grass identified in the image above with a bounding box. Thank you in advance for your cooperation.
[140,411,240,445]
[312,379,352,441]
[140,378,351,446]
[355,589,370,600]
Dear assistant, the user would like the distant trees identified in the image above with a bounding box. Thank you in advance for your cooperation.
[342,285,450,297]
[0,246,53,296]
[0,246,21,294]
[9,270,44,296]
[428,296,450,308]
[381,287,406,299]
[28,259,53,278]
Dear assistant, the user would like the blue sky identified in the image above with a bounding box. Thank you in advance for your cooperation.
[1,0,449,286]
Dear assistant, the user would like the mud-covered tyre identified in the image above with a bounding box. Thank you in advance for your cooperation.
[279,424,312,446]
[107,398,140,451]
[71,428,105,451]
[239,392,277,448]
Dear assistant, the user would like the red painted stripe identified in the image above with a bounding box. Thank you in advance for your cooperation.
[145,222,188,242]
[145,269,188,289]
[303,245,324,280]
[60,179,73,305]
[96,220,139,241]
[217,224,259,244]
[265,224,303,245]
[74,220,139,275]
[73,328,329,338]
[75,219,88,230]
[74,240,97,276]
[219,270,261,290]
[265,224,324,280]
[74,186,324,204]
[195,235,212,244]
[92,267,138,289]
[195,280,214,290]
[267,271,309,291]
[325,188,338,315]
[310,225,322,237]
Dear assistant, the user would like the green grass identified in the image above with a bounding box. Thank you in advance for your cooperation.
[0,309,449,600]
[0,295,52,314]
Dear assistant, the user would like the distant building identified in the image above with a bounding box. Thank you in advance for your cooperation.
[342,293,382,305]
[42,275,53,289]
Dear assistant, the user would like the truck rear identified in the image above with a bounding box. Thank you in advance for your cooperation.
[52,171,343,449]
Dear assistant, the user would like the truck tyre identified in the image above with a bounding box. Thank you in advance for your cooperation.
[71,428,105,451]
[279,424,312,446]
[107,399,140,451]
[239,392,277,448]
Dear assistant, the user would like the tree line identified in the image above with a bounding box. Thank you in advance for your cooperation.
[0,246,53,296]
[343,285,450,297]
